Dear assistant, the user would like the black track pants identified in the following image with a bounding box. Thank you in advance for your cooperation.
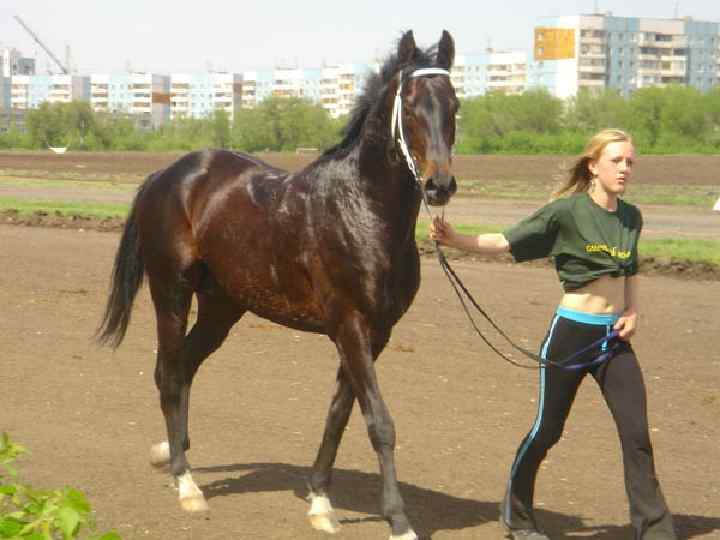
[501,308,677,540]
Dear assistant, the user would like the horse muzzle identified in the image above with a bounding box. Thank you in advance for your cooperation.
[423,174,457,206]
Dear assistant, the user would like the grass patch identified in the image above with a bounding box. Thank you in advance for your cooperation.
[0,197,716,267]
[414,222,720,266]
[0,198,129,219]
[414,222,505,238]
[0,176,138,191]
[640,238,720,265]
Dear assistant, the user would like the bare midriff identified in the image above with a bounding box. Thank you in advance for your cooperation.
[559,274,626,315]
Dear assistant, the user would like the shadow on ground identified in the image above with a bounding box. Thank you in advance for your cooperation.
[195,462,718,539]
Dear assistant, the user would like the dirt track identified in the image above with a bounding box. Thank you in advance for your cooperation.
[2,224,718,540]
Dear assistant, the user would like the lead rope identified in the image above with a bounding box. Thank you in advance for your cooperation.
[422,193,621,371]
[392,69,616,370]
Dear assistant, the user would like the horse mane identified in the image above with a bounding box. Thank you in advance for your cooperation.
[321,38,440,159]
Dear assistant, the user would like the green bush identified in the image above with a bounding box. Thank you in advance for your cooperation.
[0,433,120,540]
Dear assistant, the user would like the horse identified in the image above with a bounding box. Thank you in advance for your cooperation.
[97,29,458,540]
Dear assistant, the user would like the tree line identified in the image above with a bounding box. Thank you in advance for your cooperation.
[1,85,719,154]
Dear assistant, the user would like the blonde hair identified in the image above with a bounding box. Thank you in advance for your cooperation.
[553,129,633,199]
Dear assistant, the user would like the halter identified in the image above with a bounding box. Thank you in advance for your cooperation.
[390,68,450,182]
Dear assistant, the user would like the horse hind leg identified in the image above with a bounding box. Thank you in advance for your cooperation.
[150,279,243,513]
[307,367,355,534]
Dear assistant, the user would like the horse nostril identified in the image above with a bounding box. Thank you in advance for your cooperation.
[449,176,457,195]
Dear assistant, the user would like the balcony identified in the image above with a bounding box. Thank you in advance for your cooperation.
[660,54,686,62]
[580,51,607,60]
[660,67,687,77]
[578,79,606,87]
[580,36,606,46]
[671,36,689,47]
[579,65,606,74]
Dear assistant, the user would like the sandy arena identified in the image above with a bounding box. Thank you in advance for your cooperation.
[1,221,718,539]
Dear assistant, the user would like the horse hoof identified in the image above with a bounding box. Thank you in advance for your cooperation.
[308,494,341,534]
[150,441,170,467]
[180,495,210,513]
[390,531,418,540]
[309,512,341,534]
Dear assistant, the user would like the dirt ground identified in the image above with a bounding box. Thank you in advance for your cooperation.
[1,224,718,540]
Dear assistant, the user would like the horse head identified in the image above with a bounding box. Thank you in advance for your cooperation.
[392,30,458,206]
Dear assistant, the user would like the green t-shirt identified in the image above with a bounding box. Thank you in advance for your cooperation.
[503,192,642,291]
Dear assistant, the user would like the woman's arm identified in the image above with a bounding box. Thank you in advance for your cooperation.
[429,216,509,256]
[614,275,639,340]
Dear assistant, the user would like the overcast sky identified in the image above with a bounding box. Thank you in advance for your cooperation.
[1,1,717,74]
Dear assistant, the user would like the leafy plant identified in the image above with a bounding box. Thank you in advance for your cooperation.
[0,433,120,540]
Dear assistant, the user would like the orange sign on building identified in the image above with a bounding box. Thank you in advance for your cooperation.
[534,28,575,60]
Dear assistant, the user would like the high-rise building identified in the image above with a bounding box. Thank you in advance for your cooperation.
[169,72,242,120]
[91,73,170,128]
[451,51,531,98]
[319,63,377,118]
[531,13,719,97]
[10,74,89,109]
[0,47,35,78]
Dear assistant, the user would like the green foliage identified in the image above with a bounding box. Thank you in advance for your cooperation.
[0,433,120,540]
[232,97,342,152]
[25,102,98,150]
[457,85,720,154]
[6,85,720,155]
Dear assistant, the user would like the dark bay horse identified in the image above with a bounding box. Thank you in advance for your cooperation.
[98,30,458,540]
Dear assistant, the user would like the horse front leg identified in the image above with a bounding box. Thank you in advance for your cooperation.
[333,313,416,540]
[307,367,355,533]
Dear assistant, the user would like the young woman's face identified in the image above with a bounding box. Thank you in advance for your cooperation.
[589,141,635,196]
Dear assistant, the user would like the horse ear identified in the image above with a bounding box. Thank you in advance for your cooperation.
[398,30,417,65]
[437,30,455,69]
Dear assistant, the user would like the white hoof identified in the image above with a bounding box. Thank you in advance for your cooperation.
[390,531,418,540]
[308,494,341,534]
[180,494,210,513]
[150,441,170,467]
[177,472,209,513]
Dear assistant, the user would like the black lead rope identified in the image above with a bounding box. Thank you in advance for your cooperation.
[420,195,619,371]
[419,193,540,368]
[435,246,541,369]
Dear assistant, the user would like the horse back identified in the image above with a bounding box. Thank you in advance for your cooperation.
[136,150,325,330]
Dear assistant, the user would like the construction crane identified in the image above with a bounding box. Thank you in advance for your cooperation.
[13,15,69,74]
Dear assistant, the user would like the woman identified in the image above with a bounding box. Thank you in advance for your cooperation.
[429,129,677,540]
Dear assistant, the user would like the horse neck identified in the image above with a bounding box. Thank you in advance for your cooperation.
[354,81,422,232]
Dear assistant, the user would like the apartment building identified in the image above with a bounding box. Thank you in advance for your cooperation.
[10,74,89,109]
[451,52,530,97]
[532,14,720,97]
[319,63,377,118]
[240,70,272,109]
[170,72,242,120]
[0,77,9,110]
[0,47,35,78]
[91,72,170,128]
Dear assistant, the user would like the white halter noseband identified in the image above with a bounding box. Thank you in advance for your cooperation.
[390,68,451,180]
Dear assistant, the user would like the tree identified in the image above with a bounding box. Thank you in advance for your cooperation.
[212,110,231,149]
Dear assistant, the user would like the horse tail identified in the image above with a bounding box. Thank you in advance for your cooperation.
[96,172,157,348]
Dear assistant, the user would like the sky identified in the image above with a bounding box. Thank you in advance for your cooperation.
[1,0,718,74]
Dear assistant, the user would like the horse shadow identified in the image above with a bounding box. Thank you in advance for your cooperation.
[194,462,717,538]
